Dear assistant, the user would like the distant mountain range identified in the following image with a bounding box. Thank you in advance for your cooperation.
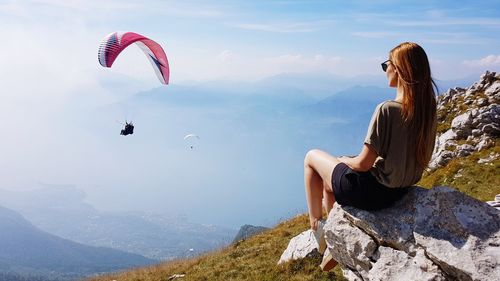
[304,85,394,119]
[0,205,154,281]
[0,186,237,262]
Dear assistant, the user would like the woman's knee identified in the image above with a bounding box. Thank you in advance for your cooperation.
[304,149,323,167]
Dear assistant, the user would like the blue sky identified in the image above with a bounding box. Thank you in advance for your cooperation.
[1,0,498,90]
[0,0,499,227]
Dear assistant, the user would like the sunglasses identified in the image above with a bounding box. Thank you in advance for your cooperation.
[381,60,391,72]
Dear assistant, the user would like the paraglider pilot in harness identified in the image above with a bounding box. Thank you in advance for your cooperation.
[120,121,134,136]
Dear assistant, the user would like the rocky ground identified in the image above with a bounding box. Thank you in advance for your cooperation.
[430,71,499,170]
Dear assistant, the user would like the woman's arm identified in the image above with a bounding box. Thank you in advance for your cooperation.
[338,144,378,172]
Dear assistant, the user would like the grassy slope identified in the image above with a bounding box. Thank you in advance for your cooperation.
[418,141,500,201]
[87,214,345,281]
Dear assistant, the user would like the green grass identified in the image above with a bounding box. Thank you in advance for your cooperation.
[418,142,500,202]
[86,214,346,281]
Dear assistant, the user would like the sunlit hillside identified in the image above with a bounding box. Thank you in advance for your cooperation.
[87,214,346,281]
[419,71,500,199]
[418,142,500,201]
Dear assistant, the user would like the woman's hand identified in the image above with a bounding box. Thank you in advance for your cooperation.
[338,146,377,172]
[338,156,352,163]
[337,156,353,163]
[338,156,356,170]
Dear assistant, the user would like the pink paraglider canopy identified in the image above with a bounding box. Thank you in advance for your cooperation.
[98,31,170,85]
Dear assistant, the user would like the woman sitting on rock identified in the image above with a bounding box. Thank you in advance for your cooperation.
[304,42,437,271]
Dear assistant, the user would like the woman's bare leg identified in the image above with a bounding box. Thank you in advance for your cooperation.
[304,149,341,271]
[304,149,341,230]
[323,182,335,215]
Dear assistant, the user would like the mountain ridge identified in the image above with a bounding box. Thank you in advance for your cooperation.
[0,205,155,281]
[0,186,237,262]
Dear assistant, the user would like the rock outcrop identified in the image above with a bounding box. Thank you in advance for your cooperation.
[232,224,270,243]
[325,186,499,281]
[430,71,499,170]
[280,186,500,281]
[277,229,322,264]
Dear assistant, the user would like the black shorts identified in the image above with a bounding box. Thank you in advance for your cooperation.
[332,163,408,210]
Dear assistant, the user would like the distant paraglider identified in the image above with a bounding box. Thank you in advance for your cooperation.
[98,31,170,85]
[184,134,200,149]
[120,121,135,136]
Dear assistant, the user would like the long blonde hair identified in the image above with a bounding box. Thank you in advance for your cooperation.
[390,42,437,169]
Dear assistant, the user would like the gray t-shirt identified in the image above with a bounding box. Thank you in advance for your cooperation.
[364,101,435,188]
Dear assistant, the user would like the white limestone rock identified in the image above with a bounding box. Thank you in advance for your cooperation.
[320,186,500,281]
[451,112,473,138]
[277,229,321,264]
[368,247,445,281]
[485,80,500,98]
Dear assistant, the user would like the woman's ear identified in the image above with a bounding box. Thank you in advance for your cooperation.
[394,68,399,78]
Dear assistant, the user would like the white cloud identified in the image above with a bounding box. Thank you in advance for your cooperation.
[429,58,444,65]
[247,54,343,78]
[419,38,484,45]
[463,55,500,67]
[0,1,29,16]
[386,18,500,27]
[235,53,342,79]
[425,9,447,18]
[351,31,400,38]
[0,26,94,105]
[173,51,347,81]
[1,0,225,22]
[353,10,500,28]
[217,50,235,63]
[370,56,385,61]
[229,20,334,33]
[351,30,489,46]
[231,23,314,33]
